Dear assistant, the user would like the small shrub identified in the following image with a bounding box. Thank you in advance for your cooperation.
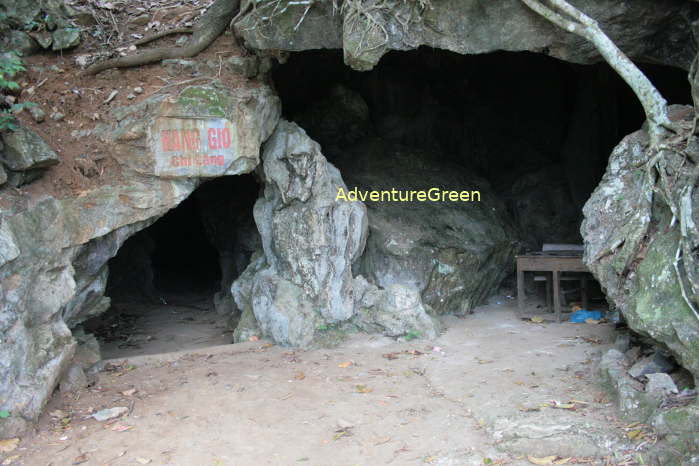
[0,51,32,131]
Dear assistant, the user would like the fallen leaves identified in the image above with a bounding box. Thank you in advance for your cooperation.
[110,424,134,432]
[333,427,353,440]
[530,316,545,324]
[382,349,426,360]
[355,384,373,393]
[72,453,88,464]
[0,438,19,453]
[293,371,306,381]
[337,361,353,368]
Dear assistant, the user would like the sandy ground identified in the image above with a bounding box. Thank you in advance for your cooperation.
[4,302,645,466]
[95,298,230,360]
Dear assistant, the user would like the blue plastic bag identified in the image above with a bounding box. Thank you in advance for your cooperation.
[569,309,603,323]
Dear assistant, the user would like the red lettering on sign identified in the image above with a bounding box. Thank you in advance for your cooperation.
[207,128,217,149]
[220,128,231,148]
[161,129,203,152]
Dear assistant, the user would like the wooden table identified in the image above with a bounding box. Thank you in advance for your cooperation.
[516,252,589,322]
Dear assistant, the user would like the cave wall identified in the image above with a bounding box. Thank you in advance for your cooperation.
[273,49,691,253]
[0,0,697,442]
[0,84,280,436]
[236,0,698,72]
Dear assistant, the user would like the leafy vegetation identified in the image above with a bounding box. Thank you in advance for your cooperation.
[0,51,31,131]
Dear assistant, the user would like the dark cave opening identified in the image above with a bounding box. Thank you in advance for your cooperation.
[85,174,260,358]
[271,47,692,316]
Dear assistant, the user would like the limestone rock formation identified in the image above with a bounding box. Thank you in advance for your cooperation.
[335,140,517,315]
[231,120,369,346]
[582,106,699,381]
[1,125,59,171]
[236,0,697,71]
[0,84,280,437]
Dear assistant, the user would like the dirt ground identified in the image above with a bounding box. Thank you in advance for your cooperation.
[2,301,653,466]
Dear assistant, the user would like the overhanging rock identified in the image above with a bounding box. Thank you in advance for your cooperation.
[0,83,280,437]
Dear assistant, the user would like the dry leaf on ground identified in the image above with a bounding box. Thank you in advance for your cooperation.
[0,438,19,453]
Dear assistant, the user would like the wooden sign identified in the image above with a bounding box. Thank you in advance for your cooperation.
[151,117,236,177]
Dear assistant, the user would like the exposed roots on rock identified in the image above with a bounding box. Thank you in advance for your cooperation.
[82,0,240,76]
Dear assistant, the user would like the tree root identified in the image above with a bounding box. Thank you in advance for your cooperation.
[135,27,193,46]
[82,0,241,76]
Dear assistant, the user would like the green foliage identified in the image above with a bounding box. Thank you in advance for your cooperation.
[404,329,421,341]
[0,51,30,131]
[0,409,10,418]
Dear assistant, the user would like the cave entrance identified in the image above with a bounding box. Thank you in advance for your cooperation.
[272,47,692,320]
[85,174,260,359]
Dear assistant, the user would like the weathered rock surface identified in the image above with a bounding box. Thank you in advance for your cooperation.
[0,0,83,54]
[352,276,439,339]
[582,106,699,381]
[236,0,697,71]
[232,120,368,346]
[335,140,517,315]
[1,125,59,171]
[0,83,280,437]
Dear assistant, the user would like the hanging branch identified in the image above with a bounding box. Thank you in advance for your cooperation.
[521,0,699,321]
[520,0,674,148]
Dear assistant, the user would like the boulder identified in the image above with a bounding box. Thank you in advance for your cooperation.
[628,353,676,379]
[2,125,59,171]
[226,56,259,78]
[51,28,80,51]
[335,140,517,315]
[0,30,40,55]
[581,106,699,381]
[59,365,88,393]
[353,277,439,339]
[644,373,679,399]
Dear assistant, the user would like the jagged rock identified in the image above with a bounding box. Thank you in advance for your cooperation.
[236,0,696,71]
[0,165,7,186]
[0,30,40,55]
[651,405,699,455]
[1,125,59,171]
[645,373,679,398]
[231,120,368,347]
[226,56,259,78]
[598,349,659,422]
[31,31,53,49]
[628,353,676,379]
[0,83,280,437]
[335,140,516,314]
[582,106,699,381]
[353,277,438,339]
[59,365,88,393]
[51,27,80,51]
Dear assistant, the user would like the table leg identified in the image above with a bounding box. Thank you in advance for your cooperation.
[546,275,552,313]
[553,270,561,323]
[517,268,525,317]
